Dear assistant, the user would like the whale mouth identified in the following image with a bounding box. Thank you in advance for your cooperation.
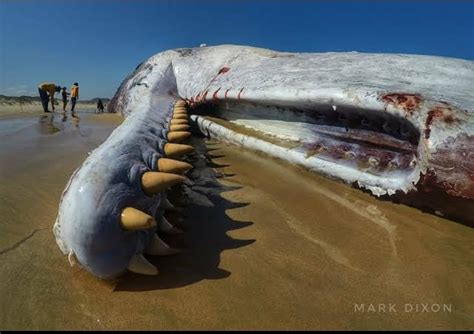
[190,100,421,192]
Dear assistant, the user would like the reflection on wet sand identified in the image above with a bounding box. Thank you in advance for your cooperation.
[37,113,83,136]
[0,112,473,330]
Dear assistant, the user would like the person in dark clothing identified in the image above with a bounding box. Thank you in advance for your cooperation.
[96,99,104,113]
[61,87,69,112]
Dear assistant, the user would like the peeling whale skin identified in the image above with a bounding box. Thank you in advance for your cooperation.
[54,45,474,279]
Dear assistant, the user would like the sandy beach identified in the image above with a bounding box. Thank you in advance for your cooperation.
[0,111,473,330]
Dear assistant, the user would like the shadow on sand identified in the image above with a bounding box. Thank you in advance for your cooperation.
[114,136,255,292]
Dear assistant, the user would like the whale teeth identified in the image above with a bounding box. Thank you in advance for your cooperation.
[164,143,194,157]
[170,119,188,125]
[172,114,188,120]
[145,234,180,256]
[141,171,185,195]
[173,111,187,117]
[159,217,184,235]
[173,111,187,116]
[127,254,158,275]
[167,131,191,143]
[157,158,192,174]
[120,207,157,231]
[170,124,190,132]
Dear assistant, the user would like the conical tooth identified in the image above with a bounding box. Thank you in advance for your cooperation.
[141,172,185,195]
[170,124,190,132]
[127,254,158,275]
[157,158,192,174]
[164,143,194,157]
[120,207,157,231]
[170,119,188,125]
[172,114,188,120]
[167,131,191,143]
[145,234,180,256]
[159,217,184,235]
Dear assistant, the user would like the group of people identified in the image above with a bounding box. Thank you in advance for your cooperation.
[38,82,79,115]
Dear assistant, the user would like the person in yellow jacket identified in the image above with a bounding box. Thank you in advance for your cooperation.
[38,82,62,113]
[70,82,79,116]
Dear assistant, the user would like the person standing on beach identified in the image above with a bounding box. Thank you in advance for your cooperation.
[70,82,79,116]
[61,87,69,112]
[38,82,61,113]
[96,99,104,113]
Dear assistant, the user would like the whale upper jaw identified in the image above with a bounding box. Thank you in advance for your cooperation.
[111,45,473,199]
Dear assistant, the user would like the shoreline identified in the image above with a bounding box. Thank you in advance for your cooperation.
[0,96,112,118]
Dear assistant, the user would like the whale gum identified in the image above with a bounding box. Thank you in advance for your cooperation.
[0,112,472,330]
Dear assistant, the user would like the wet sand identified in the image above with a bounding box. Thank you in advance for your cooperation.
[0,113,473,330]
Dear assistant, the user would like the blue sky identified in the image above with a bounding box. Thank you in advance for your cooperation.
[0,0,473,99]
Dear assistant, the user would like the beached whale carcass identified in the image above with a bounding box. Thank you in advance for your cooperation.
[53,45,474,279]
